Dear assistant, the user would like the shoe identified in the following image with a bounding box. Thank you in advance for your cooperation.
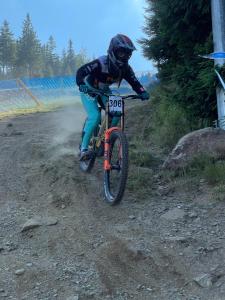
[79,149,94,161]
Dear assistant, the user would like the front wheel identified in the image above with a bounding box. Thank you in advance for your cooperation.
[104,130,129,205]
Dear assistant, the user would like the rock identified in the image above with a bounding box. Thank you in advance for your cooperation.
[163,127,225,170]
[136,284,145,291]
[26,263,33,267]
[21,216,58,231]
[188,212,198,219]
[21,218,42,232]
[42,217,58,226]
[210,265,225,280]
[5,242,18,252]
[194,274,213,288]
[161,208,186,221]
[15,269,25,276]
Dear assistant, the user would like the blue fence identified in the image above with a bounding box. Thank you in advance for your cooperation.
[0,75,80,117]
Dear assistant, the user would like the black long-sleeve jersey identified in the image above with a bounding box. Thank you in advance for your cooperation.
[76,55,145,94]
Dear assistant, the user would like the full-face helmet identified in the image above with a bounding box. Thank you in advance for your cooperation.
[108,34,136,74]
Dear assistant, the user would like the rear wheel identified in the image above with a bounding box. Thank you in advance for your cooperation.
[104,130,129,205]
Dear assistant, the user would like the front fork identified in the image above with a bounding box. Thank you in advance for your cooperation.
[103,101,124,171]
[104,127,119,171]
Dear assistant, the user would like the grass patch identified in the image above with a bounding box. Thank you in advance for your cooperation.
[150,97,193,151]
[127,166,154,198]
[203,161,225,185]
[160,154,225,194]
[129,148,161,169]
[211,184,225,201]
[141,85,209,153]
[182,155,225,185]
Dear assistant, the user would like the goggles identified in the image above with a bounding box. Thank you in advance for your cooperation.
[115,48,132,61]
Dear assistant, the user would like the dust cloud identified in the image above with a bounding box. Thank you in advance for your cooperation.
[49,102,86,157]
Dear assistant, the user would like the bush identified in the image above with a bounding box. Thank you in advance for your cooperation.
[149,86,195,150]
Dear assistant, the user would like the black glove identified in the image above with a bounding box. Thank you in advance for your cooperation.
[79,84,89,93]
[79,84,97,98]
[139,91,150,101]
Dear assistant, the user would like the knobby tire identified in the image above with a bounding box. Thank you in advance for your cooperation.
[104,130,129,205]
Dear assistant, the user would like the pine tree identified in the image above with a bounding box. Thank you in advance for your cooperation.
[61,48,70,75]
[140,0,216,123]
[16,14,42,77]
[67,39,76,74]
[75,48,88,69]
[0,16,90,79]
[0,20,16,78]
[42,35,60,76]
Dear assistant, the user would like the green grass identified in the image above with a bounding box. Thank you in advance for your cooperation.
[159,153,225,195]
[211,184,225,201]
[127,166,154,198]
[203,161,225,185]
[129,148,161,169]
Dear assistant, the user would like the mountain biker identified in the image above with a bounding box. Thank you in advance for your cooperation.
[76,33,150,160]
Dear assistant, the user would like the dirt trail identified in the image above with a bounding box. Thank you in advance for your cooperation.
[0,106,225,300]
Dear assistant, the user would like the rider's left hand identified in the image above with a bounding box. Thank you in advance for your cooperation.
[139,91,150,101]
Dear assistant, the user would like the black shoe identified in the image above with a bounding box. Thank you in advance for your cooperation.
[79,149,94,161]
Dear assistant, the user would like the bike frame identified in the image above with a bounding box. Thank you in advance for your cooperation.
[80,82,144,204]
[97,98,125,171]
[82,80,141,171]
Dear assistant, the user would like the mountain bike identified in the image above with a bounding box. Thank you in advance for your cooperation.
[79,87,142,205]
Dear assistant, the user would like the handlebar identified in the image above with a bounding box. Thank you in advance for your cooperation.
[122,94,143,100]
[83,79,142,100]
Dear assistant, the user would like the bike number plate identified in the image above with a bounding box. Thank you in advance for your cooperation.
[109,96,123,113]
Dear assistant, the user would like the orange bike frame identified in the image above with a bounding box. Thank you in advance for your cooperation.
[104,127,121,171]
[103,98,124,171]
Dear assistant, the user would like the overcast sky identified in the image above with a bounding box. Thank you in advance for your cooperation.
[0,0,156,73]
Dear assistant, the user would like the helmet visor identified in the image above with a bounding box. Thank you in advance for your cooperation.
[115,47,132,62]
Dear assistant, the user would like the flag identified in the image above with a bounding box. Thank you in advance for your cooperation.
[200,52,225,60]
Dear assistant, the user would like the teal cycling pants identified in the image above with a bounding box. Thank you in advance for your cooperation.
[80,92,119,150]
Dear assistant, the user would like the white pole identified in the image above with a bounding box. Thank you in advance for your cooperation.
[211,0,225,128]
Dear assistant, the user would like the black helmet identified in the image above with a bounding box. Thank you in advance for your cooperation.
[108,34,136,74]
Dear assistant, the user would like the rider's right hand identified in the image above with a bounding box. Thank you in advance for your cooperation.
[139,91,150,101]
[79,84,90,93]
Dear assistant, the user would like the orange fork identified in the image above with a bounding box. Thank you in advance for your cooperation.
[104,127,120,171]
